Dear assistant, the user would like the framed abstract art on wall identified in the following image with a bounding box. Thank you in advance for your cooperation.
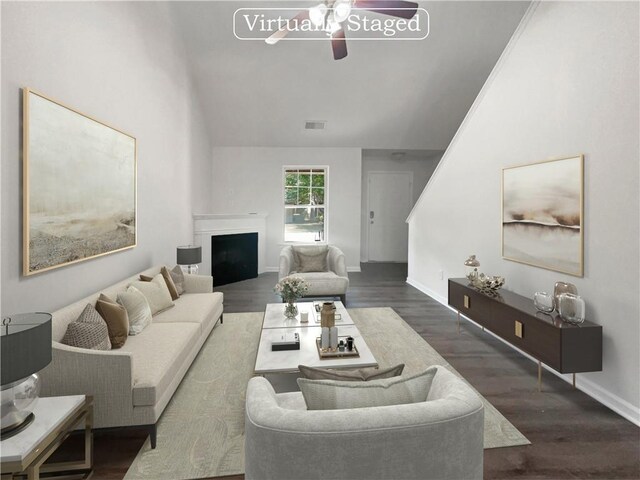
[502,155,584,277]
[23,88,137,275]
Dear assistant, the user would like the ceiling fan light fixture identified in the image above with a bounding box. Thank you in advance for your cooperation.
[309,3,328,27]
[333,0,352,23]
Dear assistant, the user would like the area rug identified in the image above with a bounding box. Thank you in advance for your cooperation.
[124,308,529,480]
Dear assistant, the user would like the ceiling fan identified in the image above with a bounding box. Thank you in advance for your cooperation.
[265,0,419,60]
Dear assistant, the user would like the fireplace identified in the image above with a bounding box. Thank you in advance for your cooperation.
[211,232,258,286]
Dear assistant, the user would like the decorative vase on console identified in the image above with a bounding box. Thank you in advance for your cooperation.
[274,277,309,319]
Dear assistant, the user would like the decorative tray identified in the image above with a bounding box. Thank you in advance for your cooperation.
[315,337,360,359]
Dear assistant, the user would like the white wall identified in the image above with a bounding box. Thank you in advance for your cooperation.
[407,2,639,424]
[360,151,443,262]
[1,2,211,315]
[210,147,362,271]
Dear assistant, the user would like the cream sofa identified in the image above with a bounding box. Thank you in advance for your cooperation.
[245,365,484,480]
[39,266,223,448]
[279,245,349,304]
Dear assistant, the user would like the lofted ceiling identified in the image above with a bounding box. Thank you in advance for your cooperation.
[170,1,530,149]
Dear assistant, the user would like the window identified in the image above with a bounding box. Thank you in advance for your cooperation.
[284,167,327,243]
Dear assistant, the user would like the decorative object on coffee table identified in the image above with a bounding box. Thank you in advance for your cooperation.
[274,276,309,319]
[533,291,555,313]
[464,255,481,282]
[553,281,578,311]
[558,293,586,325]
[177,245,202,274]
[1,313,52,439]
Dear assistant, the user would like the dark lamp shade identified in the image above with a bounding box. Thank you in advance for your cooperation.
[1,313,52,385]
[177,245,202,265]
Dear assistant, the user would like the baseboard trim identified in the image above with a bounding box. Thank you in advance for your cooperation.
[406,276,640,427]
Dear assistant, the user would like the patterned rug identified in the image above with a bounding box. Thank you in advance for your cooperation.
[124,308,529,480]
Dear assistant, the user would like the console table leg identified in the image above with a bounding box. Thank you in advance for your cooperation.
[457,311,460,334]
[538,361,542,392]
[573,373,576,389]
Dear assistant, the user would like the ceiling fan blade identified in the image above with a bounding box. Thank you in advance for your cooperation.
[331,28,348,60]
[265,10,310,45]
[354,0,419,19]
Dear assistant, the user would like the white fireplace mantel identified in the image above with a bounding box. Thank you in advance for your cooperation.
[193,213,268,276]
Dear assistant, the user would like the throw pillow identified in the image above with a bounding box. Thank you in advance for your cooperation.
[298,364,405,382]
[298,367,437,411]
[95,293,129,348]
[140,268,179,301]
[292,245,329,273]
[61,304,111,350]
[170,265,185,295]
[117,286,152,335]
[130,274,174,315]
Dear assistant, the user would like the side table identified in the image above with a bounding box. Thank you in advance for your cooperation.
[1,395,93,480]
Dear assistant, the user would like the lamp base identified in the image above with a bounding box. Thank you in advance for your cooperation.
[180,264,199,275]
[1,411,34,440]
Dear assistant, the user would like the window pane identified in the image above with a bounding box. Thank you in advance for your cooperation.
[311,187,324,205]
[312,173,325,187]
[298,188,310,205]
[284,207,325,243]
[285,172,298,187]
[298,173,311,187]
[285,187,298,205]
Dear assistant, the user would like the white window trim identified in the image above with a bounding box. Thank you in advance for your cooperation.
[282,165,329,244]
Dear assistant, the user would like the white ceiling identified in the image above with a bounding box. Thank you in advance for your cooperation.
[170,1,530,149]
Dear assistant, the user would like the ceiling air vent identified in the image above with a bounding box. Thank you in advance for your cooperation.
[305,121,326,130]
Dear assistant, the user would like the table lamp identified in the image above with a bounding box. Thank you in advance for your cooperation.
[1,312,52,439]
[177,245,202,274]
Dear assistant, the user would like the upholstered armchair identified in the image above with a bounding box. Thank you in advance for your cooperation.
[279,245,349,304]
[244,365,484,480]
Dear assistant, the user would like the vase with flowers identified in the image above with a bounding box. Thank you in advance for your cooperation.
[274,277,310,318]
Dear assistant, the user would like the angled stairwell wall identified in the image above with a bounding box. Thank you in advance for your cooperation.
[407,1,639,424]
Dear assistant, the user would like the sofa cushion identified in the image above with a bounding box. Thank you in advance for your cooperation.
[130,275,174,315]
[140,267,180,301]
[153,292,224,334]
[117,286,152,335]
[289,272,348,295]
[170,265,185,295]
[119,322,200,407]
[61,304,111,350]
[95,294,129,348]
[298,364,405,382]
[298,368,437,410]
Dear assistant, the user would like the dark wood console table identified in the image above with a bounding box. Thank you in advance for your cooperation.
[448,278,602,391]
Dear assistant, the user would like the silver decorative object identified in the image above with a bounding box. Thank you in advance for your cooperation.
[471,273,505,295]
[558,293,586,324]
[533,292,555,313]
[553,282,578,311]
[464,255,481,282]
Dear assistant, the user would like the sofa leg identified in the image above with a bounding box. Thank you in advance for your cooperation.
[220,313,224,325]
[339,294,346,305]
[149,423,157,449]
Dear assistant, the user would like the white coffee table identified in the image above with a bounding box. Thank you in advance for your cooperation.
[254,303,377,375]
[262,301,354,329]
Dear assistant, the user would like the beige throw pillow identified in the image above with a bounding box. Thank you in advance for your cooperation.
[298,367,437,410]
[130,274,174,315]
[140,268,179,301]
[61,304,111,350]
[292,245,329,272]
[298,364,405,382]
[117,286,152,335]
[170,265,185,295]
[95,293,129,348]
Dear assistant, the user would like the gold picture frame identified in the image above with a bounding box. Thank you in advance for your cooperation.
[502,155,584,277]
[23,88,137,276]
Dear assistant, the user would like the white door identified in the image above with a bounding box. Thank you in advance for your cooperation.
[367,172,413,262]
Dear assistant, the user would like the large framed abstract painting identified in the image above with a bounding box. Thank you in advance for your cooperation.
[502,155,583,277]
[23,88,137,275]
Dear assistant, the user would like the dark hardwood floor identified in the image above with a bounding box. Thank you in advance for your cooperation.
[54,263,639,479]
